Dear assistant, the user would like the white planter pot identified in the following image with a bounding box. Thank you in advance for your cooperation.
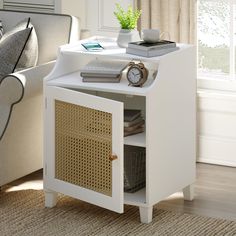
[117,29,140,48]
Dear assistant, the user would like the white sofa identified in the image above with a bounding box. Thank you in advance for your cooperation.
[0,10,79,187]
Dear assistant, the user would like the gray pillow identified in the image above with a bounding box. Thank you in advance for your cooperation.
[0,20,3,40]
[0,18,38,73]
[0,27,33,81]
[17,21,38,70]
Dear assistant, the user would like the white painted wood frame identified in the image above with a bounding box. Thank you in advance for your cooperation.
[44,39,196,223]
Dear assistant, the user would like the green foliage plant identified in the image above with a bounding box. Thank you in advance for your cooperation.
[114,3,141,30]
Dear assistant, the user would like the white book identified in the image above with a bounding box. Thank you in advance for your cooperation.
[124,126,144,137]
[126,47,179,57]
[80,59,129,76]
[124,117,144,128]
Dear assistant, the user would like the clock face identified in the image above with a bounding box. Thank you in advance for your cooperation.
[127,67,142,84]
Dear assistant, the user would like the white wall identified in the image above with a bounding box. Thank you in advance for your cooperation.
[0,0,87,27]
[59,0,87,29]
[86,0,134,37]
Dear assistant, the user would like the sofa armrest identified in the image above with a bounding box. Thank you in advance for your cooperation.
[14,61,56,99]
[0,61,55,140]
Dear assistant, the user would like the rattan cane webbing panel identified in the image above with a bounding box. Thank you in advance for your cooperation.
[55,100,112,196]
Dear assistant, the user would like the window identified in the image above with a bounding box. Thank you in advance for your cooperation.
[198,0,236,81]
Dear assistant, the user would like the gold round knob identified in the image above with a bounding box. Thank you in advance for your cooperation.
[109,154,118,161]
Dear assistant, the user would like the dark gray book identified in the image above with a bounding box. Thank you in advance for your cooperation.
[82,74,121,83]
[126,47,179,57]
[124,109,142,122]
[128,40,176,51]
[81,72,120,78]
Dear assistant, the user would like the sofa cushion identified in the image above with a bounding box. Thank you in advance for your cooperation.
[0,27,33,81]
[0,20,3,40]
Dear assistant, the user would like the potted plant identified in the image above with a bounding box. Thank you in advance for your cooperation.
[114,3,141,48]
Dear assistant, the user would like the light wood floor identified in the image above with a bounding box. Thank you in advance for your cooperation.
[6,163,236,221]
[158,163,236,221]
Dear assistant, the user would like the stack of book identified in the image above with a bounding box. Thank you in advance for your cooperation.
[126,40,179,57]
[80,59,128,83]
[124,109,145,137]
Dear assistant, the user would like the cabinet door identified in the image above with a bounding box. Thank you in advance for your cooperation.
[44,86,124,213]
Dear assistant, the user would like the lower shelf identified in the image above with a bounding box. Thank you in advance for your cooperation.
[124,188,146,207]
[124,132,146,147]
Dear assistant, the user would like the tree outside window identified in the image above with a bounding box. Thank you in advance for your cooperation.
[198,0,235,80]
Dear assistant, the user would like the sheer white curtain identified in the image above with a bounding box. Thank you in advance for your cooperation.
[135,0,197,44]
